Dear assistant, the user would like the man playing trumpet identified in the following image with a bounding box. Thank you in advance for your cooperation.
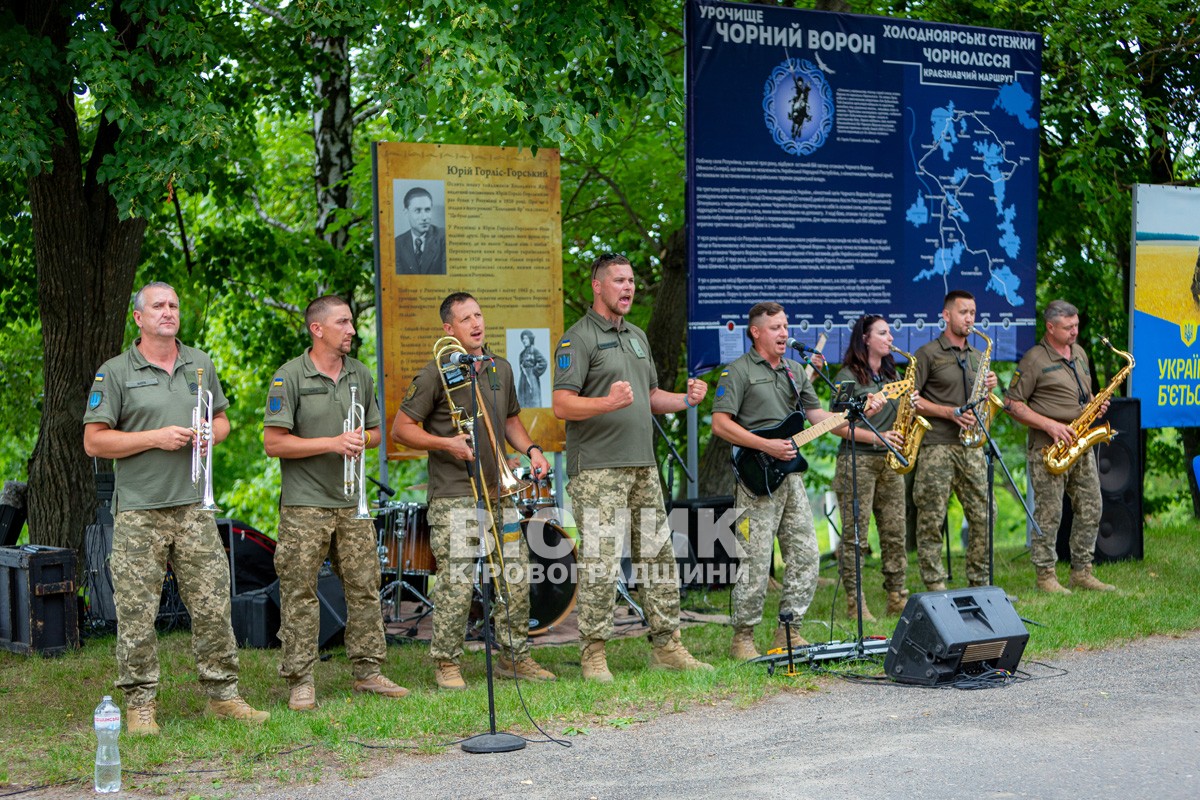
[264,295,408,711]
[391,292,556,690]
[84,281,268,734]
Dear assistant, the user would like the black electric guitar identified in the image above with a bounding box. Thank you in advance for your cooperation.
[730,379,908,497]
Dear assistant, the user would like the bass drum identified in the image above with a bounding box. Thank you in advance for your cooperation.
[523,513,577,636]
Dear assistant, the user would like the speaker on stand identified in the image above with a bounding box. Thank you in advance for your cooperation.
[1057,397,1143,563]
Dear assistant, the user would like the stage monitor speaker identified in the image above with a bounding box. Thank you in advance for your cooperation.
[667,495,739,588]
[1056,397,1143,563]
[884,586,1028,686]
[316,565,347,649]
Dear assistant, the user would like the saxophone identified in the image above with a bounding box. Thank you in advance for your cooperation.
[958,326,1005,447]
[885,346,932,474]
[1041,336,1134,475]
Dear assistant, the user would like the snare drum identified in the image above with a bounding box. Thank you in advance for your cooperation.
[378,502,437,576]
[514,467,556,516]
[523,515,577,636]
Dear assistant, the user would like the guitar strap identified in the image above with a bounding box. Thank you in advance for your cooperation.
[781,362,808,421]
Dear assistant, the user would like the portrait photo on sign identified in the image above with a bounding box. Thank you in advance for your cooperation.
[393,179,447,276]
[506,327,551,409]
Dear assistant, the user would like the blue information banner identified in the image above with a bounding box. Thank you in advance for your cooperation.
[686,0,1042,375]
[1130,184,1200,429]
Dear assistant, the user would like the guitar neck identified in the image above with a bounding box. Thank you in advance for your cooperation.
[789,410,849,448]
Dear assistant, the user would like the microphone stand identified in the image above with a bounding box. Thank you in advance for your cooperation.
[964,394,1047,594]
[460,360,524,755]
[791,347,910,658]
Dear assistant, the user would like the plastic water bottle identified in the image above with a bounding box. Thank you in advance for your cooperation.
[93,695,121,793]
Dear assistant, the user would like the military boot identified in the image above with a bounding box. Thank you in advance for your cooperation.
[581,640,614,683]
[126,701,159,736]
[207,696,270,724]
[1070,564,1115,592]
[288,682,316,711]
[885,590,909,616]
[495,653,558,682]
[353,673,409,698]
[771,624,808,651]
[1036,567,1072,594]
[729,627,760,660]
[846,592,876,623]
[650,631,714,672]
[435,660,467,690]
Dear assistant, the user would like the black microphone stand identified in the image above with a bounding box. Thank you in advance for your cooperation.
[964,394,1047,595]
[460,360,524,755]
[792,346,910,658]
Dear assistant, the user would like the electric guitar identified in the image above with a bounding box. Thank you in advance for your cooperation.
[730,379,907,497]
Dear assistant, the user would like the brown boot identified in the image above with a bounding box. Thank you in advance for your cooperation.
[353,673,410,698]
[846,593,876,623]
[207,696,270,724]
[288,682,316,711]
[925,581,947,592]
[1070,564,1115,592]
[435,660,467,690]
[1036,567,1072,594]
[126,701,159,736]
[885,590,909,616]
[650,631,714,672]
[495,653,558,682]
[581,640,614,683]
[729,627,760,660]
[771,624,808,651]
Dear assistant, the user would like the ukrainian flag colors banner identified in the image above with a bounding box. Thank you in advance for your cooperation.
[1130,184,1200,428]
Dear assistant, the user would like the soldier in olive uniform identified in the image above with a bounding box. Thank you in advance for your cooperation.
[712,302,883,660]
[1005,299,1116,594]
[830,315,909,621]
[84,282,268,735]
[264,296,408,711]
[391,292,556,690]
[552,253,712,681]
[910,290,999,591]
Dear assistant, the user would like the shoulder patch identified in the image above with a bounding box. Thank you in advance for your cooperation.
[88,390,103,410]
[557,353,572,371]
[559,338,571,348]
[268,395,283,414]
[720,370,729,377]
[272,376,284,388]
[716,385,726,398]
[404,382,418,402]
[93,372,105,383]
[1009,369,1021,389]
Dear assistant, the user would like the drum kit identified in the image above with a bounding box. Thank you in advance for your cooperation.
[376,468,578,636]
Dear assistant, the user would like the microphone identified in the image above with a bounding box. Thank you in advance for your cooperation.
[449,352,488,365]
[953,398,980,418]
[785,337,813,353]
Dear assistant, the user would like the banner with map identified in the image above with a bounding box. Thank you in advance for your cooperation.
[1130,184,1200,429]
[685,0,1042,375]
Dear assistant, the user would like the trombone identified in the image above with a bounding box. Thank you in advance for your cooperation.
[191,367,219,512]
[343,385,372,520]
[434,335,529,606]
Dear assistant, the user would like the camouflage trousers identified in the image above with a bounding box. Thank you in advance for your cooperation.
[1028,447,1102,570]
[912,443,994,586]
[731,473,819,629]
[110,505,239,707]
[426,496,530,663]
[566,467,679,646]
[832,451,908,594]
[276,506,385,685]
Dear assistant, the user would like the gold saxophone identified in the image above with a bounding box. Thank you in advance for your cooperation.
[885,346,932,474]
[1041,336,1134,475]
[959,327,1005,447]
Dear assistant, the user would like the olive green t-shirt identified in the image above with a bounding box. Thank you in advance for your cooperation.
[832,365,899,454]
[911,333,987,445]
[553,308,658,476]
[83,340,229,513]
[399,349,520,501]
[712,349,819,431]
[264,350,382,507]
[1007,338,1093,451]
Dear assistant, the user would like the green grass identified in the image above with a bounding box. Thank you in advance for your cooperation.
[3,521,1198,797]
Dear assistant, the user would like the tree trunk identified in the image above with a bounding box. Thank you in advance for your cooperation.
[646,227,688,391]
[312,33,354,255]
[26,85,144,551]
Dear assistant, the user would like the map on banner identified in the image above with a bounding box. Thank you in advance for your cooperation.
[685,0,1042,376]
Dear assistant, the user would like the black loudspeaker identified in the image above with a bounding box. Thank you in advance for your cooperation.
[884,586,1029,686]
[231,567,347,649]
[316,565,347,649]
[666,495,739,588]
[1056,397,1144,563]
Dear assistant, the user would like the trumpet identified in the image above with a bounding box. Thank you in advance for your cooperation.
[434,335,529,605]
[191,367,219,512]
[343,385,372,520]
